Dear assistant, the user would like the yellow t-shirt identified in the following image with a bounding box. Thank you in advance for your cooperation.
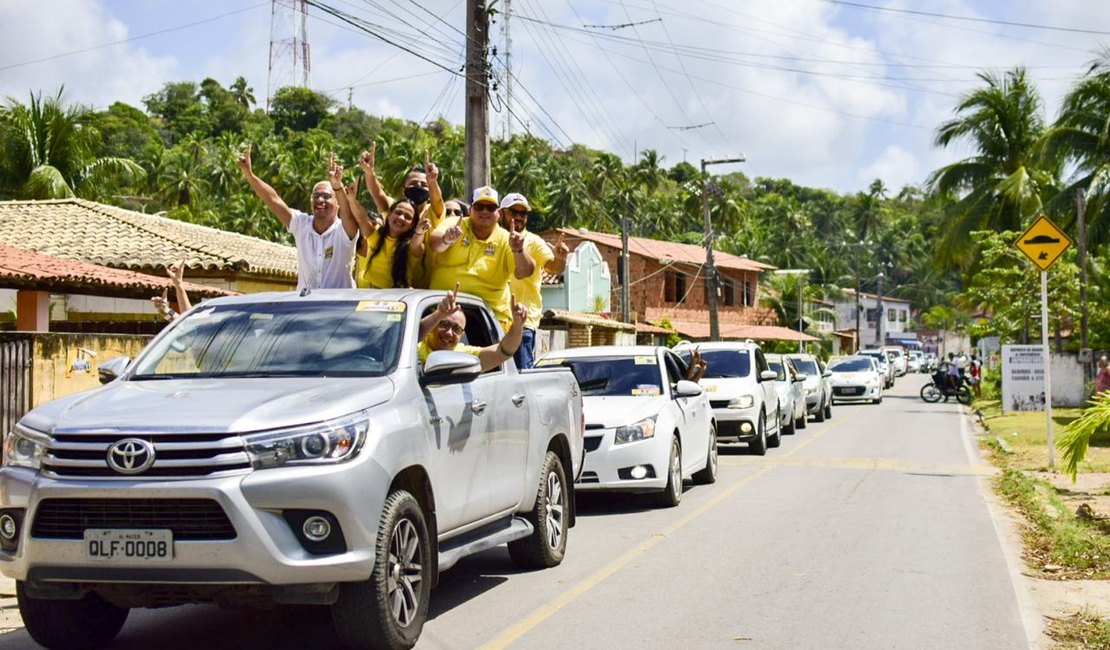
[509,231,555,330]
[355,229,425,288]
[417,340,482,364]
[428,219,516,328]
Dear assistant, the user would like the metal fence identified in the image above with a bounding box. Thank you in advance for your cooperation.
[0,334,33,440]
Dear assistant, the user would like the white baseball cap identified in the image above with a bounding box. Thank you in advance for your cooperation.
[499,192,531,210]
[471,185,500,208]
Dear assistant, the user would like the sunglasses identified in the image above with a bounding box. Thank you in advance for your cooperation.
[312,191,334,200]
[472,203,497,213]
[445,208,464,216]
[505,208,528,217]
[437,321,465,335]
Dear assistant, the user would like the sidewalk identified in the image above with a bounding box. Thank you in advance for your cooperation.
[0,576,18,633]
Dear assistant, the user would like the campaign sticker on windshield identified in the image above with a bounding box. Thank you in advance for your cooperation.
[705,384,718,392]
[356,301,406,313]
[634,356,656,365]
[250,313,273,321]
[192,308,216,318]
[534,358,561,367]
[387,314,402,322]
[631,385,661,396]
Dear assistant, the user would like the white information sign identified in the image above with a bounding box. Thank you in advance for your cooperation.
[1001,345,1046,412]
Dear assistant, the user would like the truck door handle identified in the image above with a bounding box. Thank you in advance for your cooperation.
[470,399,487,415]
[511,393,526,407]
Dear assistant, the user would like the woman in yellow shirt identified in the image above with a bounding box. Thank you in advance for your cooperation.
[354,199,429,288]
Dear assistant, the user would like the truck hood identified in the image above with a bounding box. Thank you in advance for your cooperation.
[581,395,667,429]
[21,377,396,434]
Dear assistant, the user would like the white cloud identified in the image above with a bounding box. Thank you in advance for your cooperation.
[858,144,920,190]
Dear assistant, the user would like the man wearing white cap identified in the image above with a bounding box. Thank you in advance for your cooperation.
[501,192,569,369]
[427,185,534,330]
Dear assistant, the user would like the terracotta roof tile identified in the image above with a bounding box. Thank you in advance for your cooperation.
[664,320,819,342]
[544,227,775,273]
[0,244,238,299]
[0,199,297,278]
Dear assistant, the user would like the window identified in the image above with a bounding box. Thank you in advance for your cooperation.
[722,279,736,306]
[664,271,687,303]
[887,308,896,322]
[899,310,907,322]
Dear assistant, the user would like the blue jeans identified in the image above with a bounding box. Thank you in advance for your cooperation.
[514,328,536,370]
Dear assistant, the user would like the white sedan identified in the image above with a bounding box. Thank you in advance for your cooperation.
[536,345,717,507]
[827,355,885,404]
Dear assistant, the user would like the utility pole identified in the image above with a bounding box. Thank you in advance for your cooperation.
[875,272,885,346]
[701,156,745,340]
[465,0,491,192]
[854,253,861,351]
[621,215,631,323]
[1077,187,1088,351]
[502,0,513,140]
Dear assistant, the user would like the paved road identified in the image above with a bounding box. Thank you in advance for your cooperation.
[0,376,1037,649]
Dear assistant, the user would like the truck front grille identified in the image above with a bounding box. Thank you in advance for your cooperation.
[31,498,236,540]
[43,432,251,479]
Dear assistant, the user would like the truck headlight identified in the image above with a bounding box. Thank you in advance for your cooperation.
[614,417,656,445]
[3,424,49,470]
[244,411,369,470]
[728,395,755,409]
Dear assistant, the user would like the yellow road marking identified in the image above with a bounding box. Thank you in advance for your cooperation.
[717,455,995,476]
[479,405,866,649]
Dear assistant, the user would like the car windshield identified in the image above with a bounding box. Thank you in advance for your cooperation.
[130,300,406,379]
[791,358,819,375]
[860,352,885,364]
[679,349,750,378]
[829,358,873,372]
[767,360,787,381]
[540,355,663,397]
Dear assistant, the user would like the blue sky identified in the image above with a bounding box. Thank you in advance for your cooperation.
[3,0,1110,194]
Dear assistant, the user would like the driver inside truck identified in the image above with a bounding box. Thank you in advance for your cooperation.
[418,283,527,372]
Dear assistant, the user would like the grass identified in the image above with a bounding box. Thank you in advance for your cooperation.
[1046,608,1110,649]
[977,399,1110,473]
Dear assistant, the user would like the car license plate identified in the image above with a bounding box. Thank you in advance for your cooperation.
[84,529,173,562]
[847,387,862,395]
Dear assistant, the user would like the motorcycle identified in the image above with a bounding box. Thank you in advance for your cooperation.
[920,369,972,405]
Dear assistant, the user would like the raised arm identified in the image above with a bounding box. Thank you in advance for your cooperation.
[167,260,192,313]
[479,295,526,371]
[359,142,392,215]
[238,144,294,229]
[419,283,460,339]
[508,221,535,279]
[425,149,445,226]
[545,232,569,275]
[409,215,432,256]
[327,155,360,240]
[429,218,463,254]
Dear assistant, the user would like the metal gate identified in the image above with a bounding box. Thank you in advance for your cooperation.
[1,334,33,441]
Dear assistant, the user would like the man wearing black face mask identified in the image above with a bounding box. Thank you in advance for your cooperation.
[359,145,446,229]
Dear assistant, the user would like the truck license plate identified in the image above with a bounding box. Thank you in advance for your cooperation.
[84,529,173,562]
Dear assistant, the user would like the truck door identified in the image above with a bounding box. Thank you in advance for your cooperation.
[483,315,532,513]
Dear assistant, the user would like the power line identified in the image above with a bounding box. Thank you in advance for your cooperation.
[0,2,270,73]
[822,0,1110,36]
[583,18,661,30]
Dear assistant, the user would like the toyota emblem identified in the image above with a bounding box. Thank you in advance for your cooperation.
[106,438,156,475]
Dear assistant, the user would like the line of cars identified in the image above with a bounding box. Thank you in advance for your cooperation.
[536,341,836,509]
[825,344,920,405]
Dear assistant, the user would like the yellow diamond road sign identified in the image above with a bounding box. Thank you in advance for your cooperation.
[1015,215,1072,271]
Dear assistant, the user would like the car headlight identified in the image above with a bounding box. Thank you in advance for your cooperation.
[728,395,755,409]
[805,387,816,395]
[244,411,369,470]
[3,423,49,470]
[614,417,656,445]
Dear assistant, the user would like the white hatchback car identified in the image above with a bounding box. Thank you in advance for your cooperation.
[675,341,781,455]
[828,355,884,404]
[766,353,808,434]
[537,346,717,507]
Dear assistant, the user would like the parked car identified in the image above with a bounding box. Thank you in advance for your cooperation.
[827,355,884,404]
[675,341,781,455]
[907,350,924,373]
[537,345,716,507]
[858,349,895,388]
[784,353,833,422]
[766,353,807,434]
[883,346,908,377]
[0,290,585,650]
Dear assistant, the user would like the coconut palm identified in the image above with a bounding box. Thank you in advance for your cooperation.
[0,89,144,200]
[928,68,1057,269]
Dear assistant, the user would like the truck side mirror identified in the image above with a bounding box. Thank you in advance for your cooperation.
[98,356,131,384]
[421,351,482,386]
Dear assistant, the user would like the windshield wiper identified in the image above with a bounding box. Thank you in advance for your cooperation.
[129,373,194,381]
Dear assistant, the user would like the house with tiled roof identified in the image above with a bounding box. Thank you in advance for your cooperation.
[0,199,297,329]
[539,228,814,343]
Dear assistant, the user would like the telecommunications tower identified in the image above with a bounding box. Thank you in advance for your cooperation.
[267,0,311,110]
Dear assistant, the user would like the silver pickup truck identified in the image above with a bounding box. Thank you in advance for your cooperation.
[0,289,584,650]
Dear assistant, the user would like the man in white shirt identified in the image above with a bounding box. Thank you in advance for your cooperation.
[238,145,358,291]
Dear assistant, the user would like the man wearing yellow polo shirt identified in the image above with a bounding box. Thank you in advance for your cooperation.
[427,186,534,330]
[500,192,569,369]
[417,283,527,372]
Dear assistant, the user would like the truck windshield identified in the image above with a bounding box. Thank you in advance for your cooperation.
[130,301,405,379]
[542,356,664,397]
[678,350,750,378]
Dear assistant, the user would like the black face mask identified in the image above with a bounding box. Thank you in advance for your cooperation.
[404,185,430,204]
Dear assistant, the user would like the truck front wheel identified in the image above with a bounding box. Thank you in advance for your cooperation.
[508,450,568,569]
[17,582,128,650]
[332,489,431,650]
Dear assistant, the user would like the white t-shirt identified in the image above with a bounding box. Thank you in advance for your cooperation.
[288,211,356,291]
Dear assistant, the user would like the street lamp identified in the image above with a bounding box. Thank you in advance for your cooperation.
[774,269,811,353]
[701,156,745,340]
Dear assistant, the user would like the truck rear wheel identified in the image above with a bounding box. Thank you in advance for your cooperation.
[17,582,128,650]
[332,489,431,650]
[508,450,568,569]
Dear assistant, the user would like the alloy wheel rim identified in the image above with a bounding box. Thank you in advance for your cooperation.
[545,471,564,550]
[387,518,423,628]
[670,442,681,497]
[709,433,718,475]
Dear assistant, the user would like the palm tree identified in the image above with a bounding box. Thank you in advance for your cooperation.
[0,89,144,199]
[230,77,256,110]
[928,68,1056,269]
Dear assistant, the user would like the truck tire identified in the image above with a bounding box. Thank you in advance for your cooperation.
[654,437,683,507]
[508,451,569,569]
[692,425,718,485]
[332,490,431,650]
[17,582,128,650]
